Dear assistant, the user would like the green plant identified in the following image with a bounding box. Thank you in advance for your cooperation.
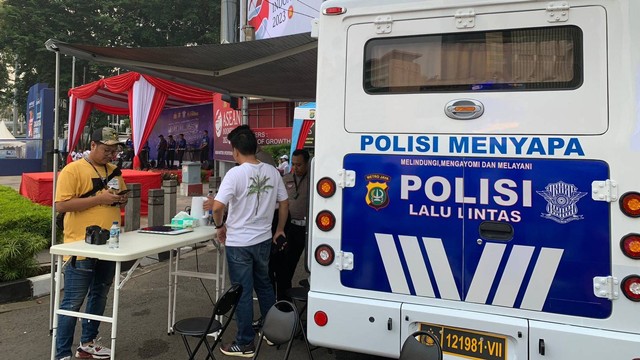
[262,144,291,164]
[200,170,212,183]
[0,186,53,281]
[161,172,178,181]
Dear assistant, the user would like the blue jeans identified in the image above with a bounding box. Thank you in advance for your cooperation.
[226,239,276,346]
[55,258,115,359]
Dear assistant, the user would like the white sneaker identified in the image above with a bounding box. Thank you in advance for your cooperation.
[75,338,111,359]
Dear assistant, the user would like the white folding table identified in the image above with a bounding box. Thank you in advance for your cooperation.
[49,226,224,360]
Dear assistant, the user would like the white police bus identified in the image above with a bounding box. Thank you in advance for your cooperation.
[306,0,640,359]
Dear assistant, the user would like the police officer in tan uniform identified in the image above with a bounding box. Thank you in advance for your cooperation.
[272,149,310,300]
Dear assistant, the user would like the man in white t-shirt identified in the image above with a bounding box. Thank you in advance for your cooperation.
[208,126,288,357]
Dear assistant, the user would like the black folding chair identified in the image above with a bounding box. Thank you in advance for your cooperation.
[399,330,443,360]
[253,300,313,360]
[173,283,242,360]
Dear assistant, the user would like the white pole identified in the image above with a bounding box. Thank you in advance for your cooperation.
[49,48,61,334]
[71,56,75,88]
[239,0,247,42]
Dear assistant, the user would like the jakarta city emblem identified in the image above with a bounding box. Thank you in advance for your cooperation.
[365,174,391,210]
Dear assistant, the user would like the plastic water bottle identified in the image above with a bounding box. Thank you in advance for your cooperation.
[109,221,120,249]
[207,190,214,224]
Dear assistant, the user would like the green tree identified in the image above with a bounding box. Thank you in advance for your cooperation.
[0,0,220,129]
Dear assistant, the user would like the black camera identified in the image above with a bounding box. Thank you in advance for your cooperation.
[85,225,110,245]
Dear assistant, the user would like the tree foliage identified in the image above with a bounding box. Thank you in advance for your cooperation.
[0,0,221,122]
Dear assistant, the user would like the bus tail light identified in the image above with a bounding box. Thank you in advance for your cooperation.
[619,192,640,217]
[621,275,640,301]
[323,7,346,15]
[317,177,336,198]
[315,244,335,266]
[621,234,640,259]
[316,210,336,231]
[314,311,328,326]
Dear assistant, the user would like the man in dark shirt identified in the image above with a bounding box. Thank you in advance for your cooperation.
[200,129,210,165]
[157,134,168,169]
[176,133,187,167]
[167,134,176,169]
[140,140,151,169]
[124,134,134,161]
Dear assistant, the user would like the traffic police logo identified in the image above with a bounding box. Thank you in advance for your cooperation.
[365,174,391,210]
[537,181,587,224]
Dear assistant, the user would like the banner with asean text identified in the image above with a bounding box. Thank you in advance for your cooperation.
[213,94,242,162]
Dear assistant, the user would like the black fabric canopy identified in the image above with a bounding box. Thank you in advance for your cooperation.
[46,33,318,101]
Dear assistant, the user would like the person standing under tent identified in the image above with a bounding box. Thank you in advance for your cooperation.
[205,126,288,357]
[199,129,210,166]
[157,134,167,169]
[167,134,176,169]
[176,133,187,167]
[140,140,151,170]
[54,127,128,360]
[124,134,134,161]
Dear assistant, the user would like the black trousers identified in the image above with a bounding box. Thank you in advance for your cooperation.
[167,150,175,168]
[200,146,209,162]
[269,221,306,301]
[140,150,149,169]
[177,150,185,166]
[157,150,166,168]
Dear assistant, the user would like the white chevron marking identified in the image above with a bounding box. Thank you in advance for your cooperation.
[422,237,460,301]
[466,243,506,304]
[520,248,564,311]
[493,245,535,307]
[375,233,410,294]
[399,235,435,297]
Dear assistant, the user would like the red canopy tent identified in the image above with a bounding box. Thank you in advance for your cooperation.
[67,72,214,168]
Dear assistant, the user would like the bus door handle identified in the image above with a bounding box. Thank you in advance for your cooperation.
[479,221,514,241]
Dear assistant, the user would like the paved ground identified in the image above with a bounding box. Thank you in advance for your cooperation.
[0,175,389,360]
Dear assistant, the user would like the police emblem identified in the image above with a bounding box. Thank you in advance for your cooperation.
[365,174,390,210]
[537,181,587,224]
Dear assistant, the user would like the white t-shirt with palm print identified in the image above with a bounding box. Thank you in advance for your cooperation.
[215,162,288,247]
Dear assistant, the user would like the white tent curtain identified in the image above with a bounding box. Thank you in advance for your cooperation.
[131,76,156,157]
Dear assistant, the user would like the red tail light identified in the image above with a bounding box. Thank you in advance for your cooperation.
[621,275,640,301]
[316,210,336,231]
[619,192,640,217]
[317,177,336,198]
[314,311,328,326]
[621,234,640,259]
[323,7,346,15]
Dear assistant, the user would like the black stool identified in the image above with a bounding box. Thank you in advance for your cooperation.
[285,279,309,314]
[286,287,309,314]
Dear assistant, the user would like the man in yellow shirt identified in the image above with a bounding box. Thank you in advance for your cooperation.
[54,127,127,360]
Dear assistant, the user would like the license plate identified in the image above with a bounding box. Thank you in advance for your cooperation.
[419,323,507,360]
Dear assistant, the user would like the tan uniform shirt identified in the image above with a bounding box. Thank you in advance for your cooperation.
[282,172,310,221]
